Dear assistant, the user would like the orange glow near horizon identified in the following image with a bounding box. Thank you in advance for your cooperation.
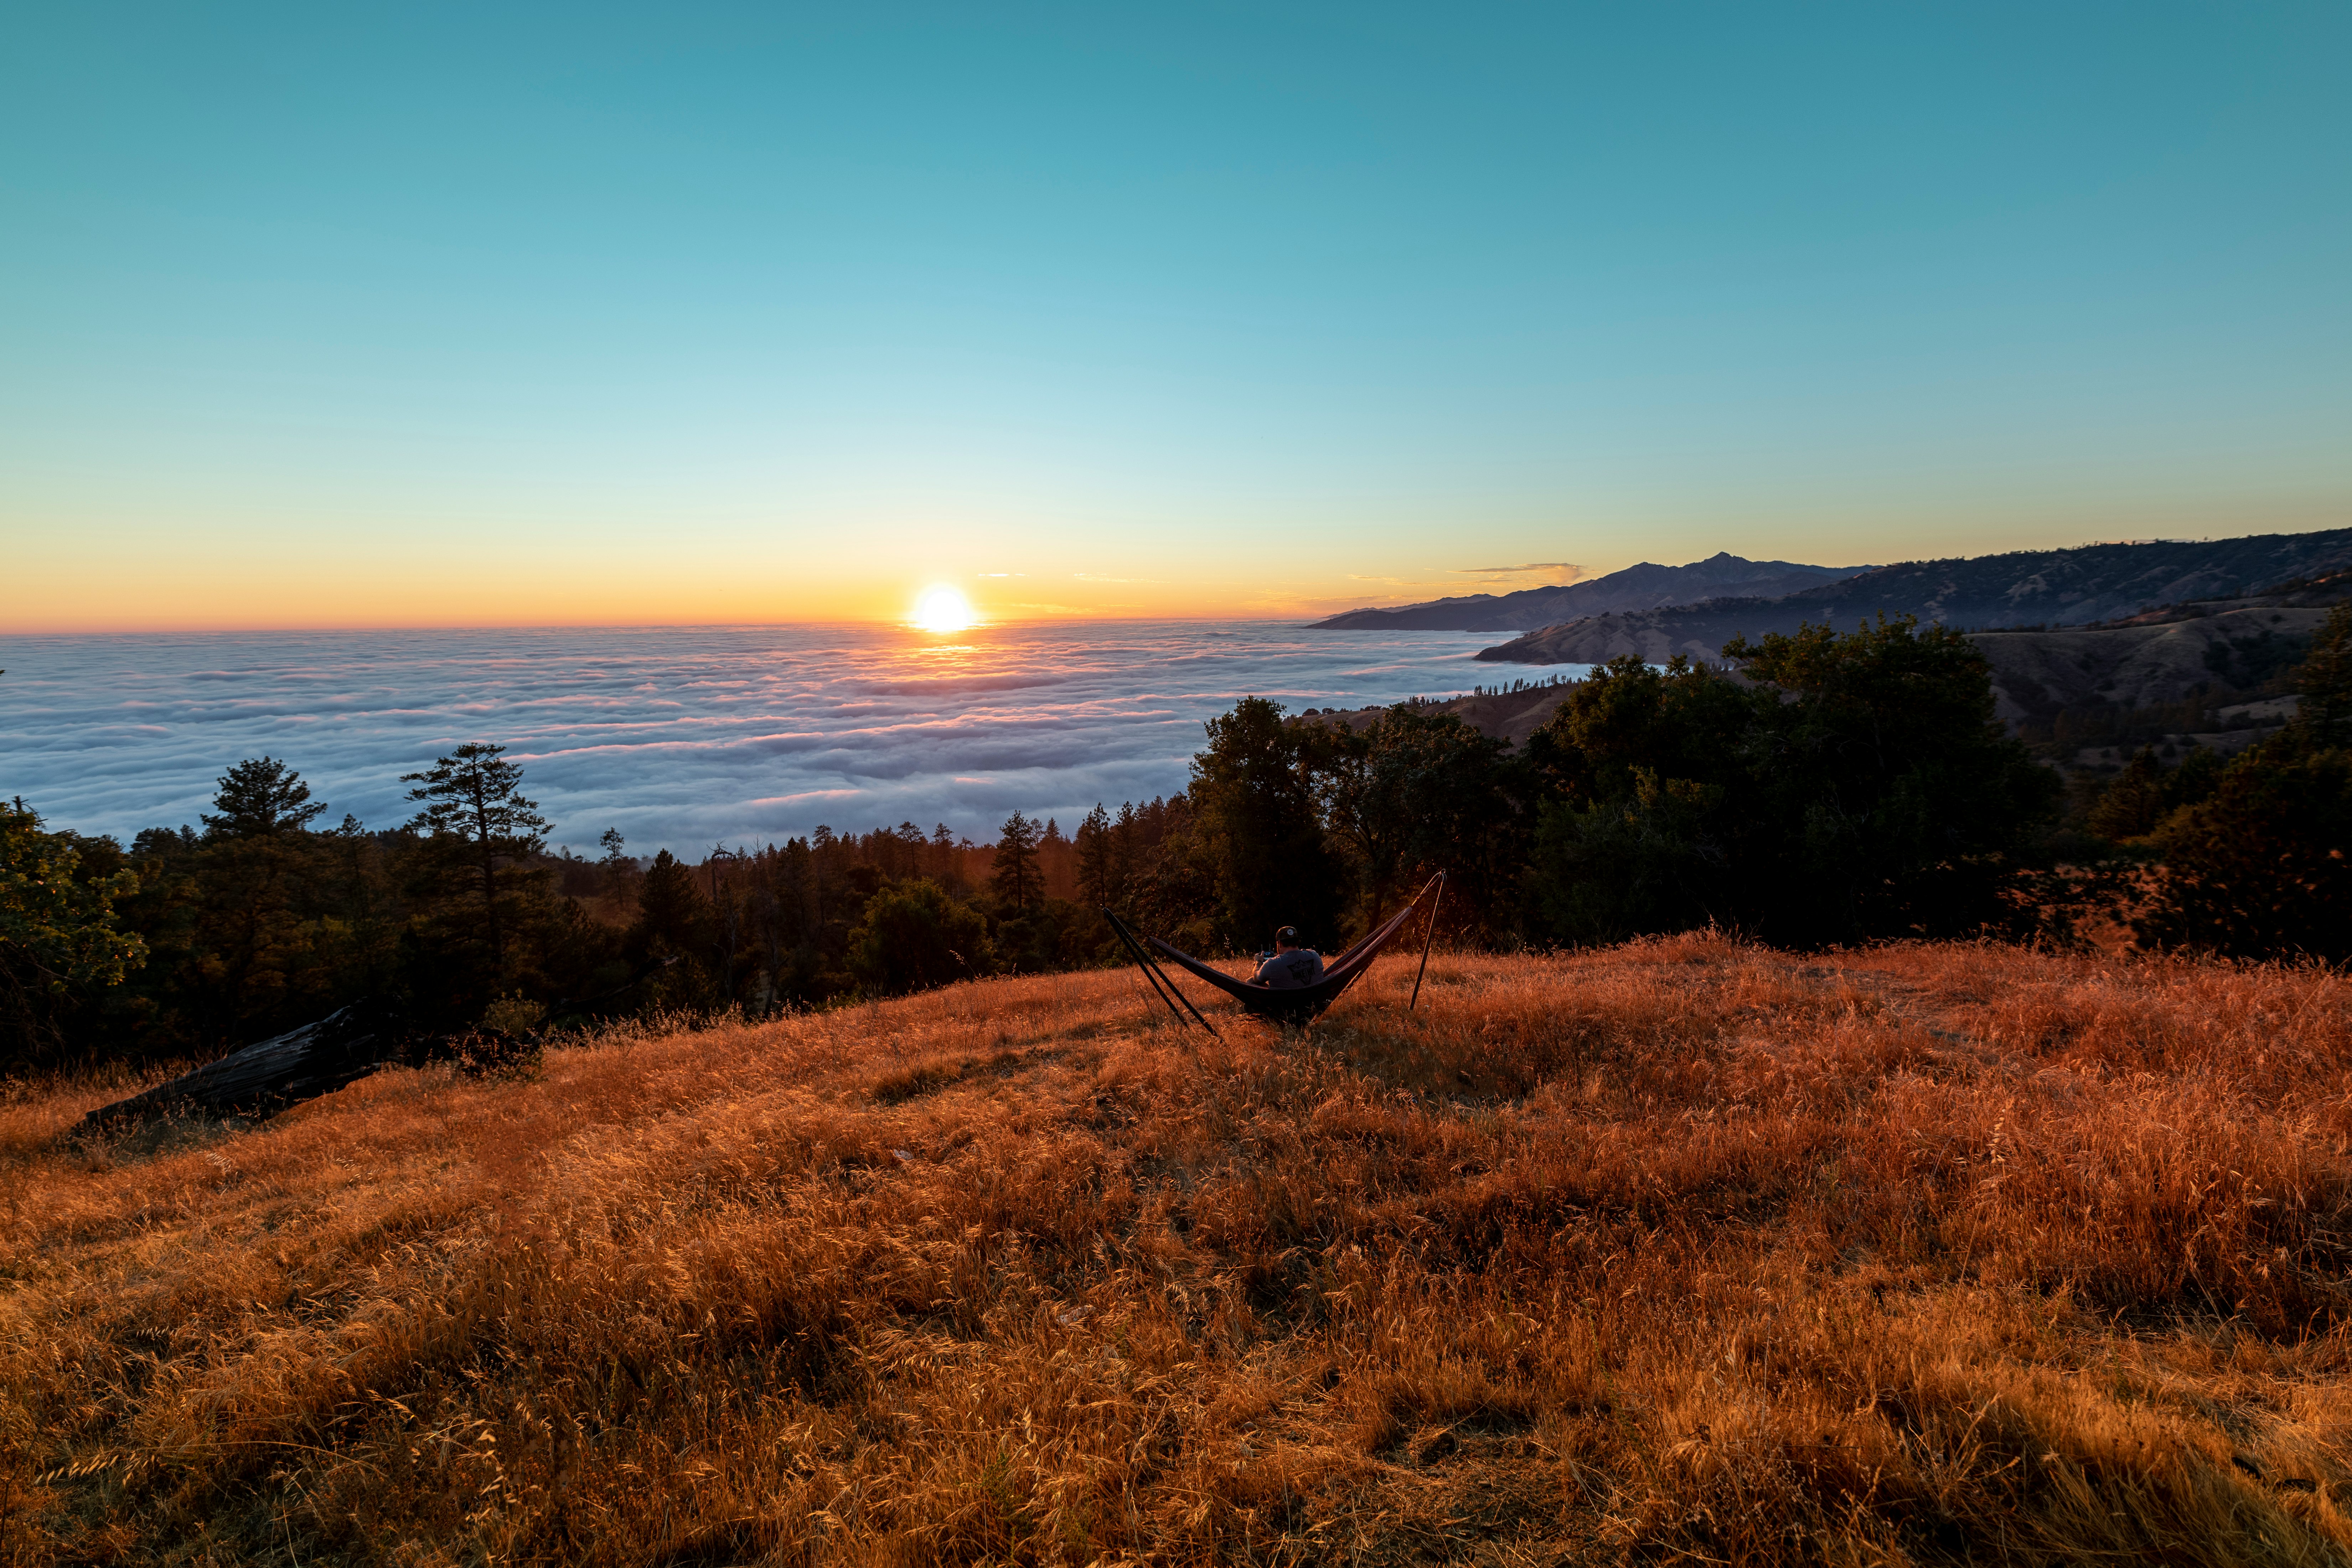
[910,585,978,633]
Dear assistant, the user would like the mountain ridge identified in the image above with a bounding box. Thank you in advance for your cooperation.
[1474,529,2352,666]
[1310,552,1863,632]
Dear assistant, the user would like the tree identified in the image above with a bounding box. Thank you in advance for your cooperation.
[991,810,1043,914]
[1075,803,1117,908]
[2135,625,2352,959]
[1522,656,1763,943]
[2138,731,2352,960]
[1,799,146,1067]
[402,743,551,971]
[1320,705,1530,937]
[1522,620,2057,947]
[2085,747,2171,843]
[1721,615,2058,943]
[2086,745,2224,844]
[2298,602,2352,742]
[1112,801,1140,893]
[847,878,994,995]
[1189,698,1343,951]
[201,757,328,839]
[633,850,709,953]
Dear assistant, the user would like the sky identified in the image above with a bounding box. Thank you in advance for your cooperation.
[3,2,2347,632]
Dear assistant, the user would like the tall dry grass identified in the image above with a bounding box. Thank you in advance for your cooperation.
[6,937,2352,1564]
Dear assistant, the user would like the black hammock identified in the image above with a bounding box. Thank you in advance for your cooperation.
[1101,873,1446,1029]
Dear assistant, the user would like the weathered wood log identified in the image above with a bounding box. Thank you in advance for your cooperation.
[77,1003,402,1133]
[74,953,688,1136]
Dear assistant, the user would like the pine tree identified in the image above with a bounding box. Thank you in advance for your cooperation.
[1113,801,1140,894]
[990,810,1043,914]
[402,743,551,970]
[202,757,327,839]
[634,849,708,954]
[1075,803,1116,908]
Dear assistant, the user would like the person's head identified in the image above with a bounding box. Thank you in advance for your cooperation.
[1273,925,1301,951]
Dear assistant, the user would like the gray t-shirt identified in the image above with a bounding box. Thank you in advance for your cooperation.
[1256,947,1324,989]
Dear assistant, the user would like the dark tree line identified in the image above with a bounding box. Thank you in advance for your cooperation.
[1073,614,2061,959]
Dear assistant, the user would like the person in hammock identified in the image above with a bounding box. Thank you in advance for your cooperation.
[1250,926,1324,989]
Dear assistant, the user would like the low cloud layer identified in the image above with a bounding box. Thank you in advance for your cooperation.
[2,622,1520,854]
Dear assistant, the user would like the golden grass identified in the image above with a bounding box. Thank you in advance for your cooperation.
[8,937,2352,1564]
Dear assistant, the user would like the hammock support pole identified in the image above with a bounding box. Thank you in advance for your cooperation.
[1103,908,1222,1037]
[1410,872,1446,1012]
[1102,909,1189,1029]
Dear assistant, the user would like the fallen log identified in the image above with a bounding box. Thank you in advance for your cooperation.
[74,954,689,1136]
[77,1002,402,1134]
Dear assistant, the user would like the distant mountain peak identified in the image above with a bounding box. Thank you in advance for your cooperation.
[1311,554,1863,633]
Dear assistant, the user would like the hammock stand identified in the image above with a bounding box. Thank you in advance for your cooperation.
[1101,872,1447,1027]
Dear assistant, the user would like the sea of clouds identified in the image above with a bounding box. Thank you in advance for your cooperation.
[1,621,1575,855]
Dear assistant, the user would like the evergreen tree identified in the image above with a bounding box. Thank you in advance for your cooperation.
[2086,745,2225,844]
[1522,655,1758,942]
[633,849,709,954]
[202,757,327,839]
[1524,620,2056,946]
[990,810,1043,913]
[1321,705,1529,936]
[402,743,551,971]
[1723,615,2058,942]
[1190,697,1343,950]
[2298,602,2352,742]
[1075,803,1117,908]
[1112,801,1141,899]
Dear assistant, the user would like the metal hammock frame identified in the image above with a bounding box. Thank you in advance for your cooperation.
[1101,872,1447,1029]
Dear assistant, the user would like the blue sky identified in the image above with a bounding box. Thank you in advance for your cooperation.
[3,2,2346,628]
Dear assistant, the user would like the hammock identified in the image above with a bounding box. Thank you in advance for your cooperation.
[1102,873,1446,1027]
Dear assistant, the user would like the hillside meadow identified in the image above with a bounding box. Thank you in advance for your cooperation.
[7,939,2352,1565]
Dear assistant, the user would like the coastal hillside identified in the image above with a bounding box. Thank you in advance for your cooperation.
[1309,552,1860,632]
[1318,597,2325,754]
[9,940,2352,1565]
[1477,530,2352,666]
[1971,600,2323,730]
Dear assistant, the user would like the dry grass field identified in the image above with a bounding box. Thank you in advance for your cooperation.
[8,936,2352,1566]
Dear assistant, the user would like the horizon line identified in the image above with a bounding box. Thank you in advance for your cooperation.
[0,610,1415,640]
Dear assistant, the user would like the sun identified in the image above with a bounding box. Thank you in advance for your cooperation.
[911,585,977,634]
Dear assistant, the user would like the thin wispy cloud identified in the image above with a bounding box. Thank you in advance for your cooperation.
[1451,562,1586,582]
